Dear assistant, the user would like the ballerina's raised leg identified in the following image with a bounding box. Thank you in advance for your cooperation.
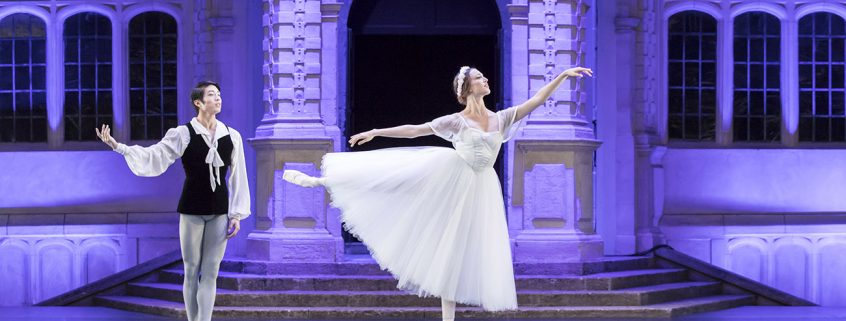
[282,169,326,187]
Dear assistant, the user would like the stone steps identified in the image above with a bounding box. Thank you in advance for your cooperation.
[127,280,719,307]
[158,267,688,291]
[95,293,755,319]
[218,256,654,276]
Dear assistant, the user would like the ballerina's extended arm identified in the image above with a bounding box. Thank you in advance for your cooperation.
[513,67,593,121]
[348,124,434,147]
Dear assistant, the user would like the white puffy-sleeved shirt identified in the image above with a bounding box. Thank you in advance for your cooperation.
[113,118,251,220]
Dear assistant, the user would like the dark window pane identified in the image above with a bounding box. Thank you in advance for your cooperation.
[81,65,95,88]
[684,90,699,114]
[833,91,845,116]
[799,64,813,88]
[15,118,31,142]
[147,116,161,139]
[766,65,780,89]
[799,116,813,140]
[162,36,177,61]
[97,91,112,116]
[800,91,813,115]
[816,92,830,116]
[816,12,830,34]
[31,39,44,64]
[702,89,716,114]
[32,92,45,116]
[163,63,177,87]
[65,65,78,88]
[766,92,780,116]
[0,40,11,64]
[668,89,683,113]
[31,117,46,141]
[146,90,161,114]
[799,37,812,61]
[685,116,699,139]
[130,116,145,140]
[684,36,699,60]
[685,62,699,87]
[130,90,144,114]
[14,39,28,64]
[749,117,764,141]
[64,92,78,115]
[14,66,28,89]
[734,117,748,141]
[750,64,764,89]
[734,38,748,61]
[0,67,11,90]
[816,65,830,88]
[702,63,716,86]
[163,89,177,114]
[734,91,748,116]
[750,38,764,62]
[31,65,45,90]
[702,35,716,61]
[669,62,683,86]
[833,38,844,62]
[81,91,96,115]
[98,64,111,89]
[96,38,111,62]
[815,117,830,141]
[766,38,779,62]
[816,38,830,61]
[129,63,144,88]
[81,116,96,140]
[833,117,846,141]
[750,91,764,115]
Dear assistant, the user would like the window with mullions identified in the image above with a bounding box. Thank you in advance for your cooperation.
[129,12,177,141]
[798,12,846,142]
[733,12,781,142]
[64,12,112,141]
[667,11,717,141]
[0,13,47,142]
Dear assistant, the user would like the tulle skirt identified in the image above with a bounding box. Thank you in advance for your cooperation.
[321,146,518,311]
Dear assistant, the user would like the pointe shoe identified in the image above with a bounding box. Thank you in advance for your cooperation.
[282,170,322,187]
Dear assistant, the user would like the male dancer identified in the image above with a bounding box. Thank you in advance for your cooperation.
[96,81,250,321]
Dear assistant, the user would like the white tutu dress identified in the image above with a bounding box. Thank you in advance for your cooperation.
[321,107,523,311]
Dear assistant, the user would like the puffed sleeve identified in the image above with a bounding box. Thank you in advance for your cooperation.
[496,106,524,142]
[426,113,463,142]
[226,128,251,221]
[113,126,190,177]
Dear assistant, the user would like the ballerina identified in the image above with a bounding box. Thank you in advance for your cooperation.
[284,66,592,319]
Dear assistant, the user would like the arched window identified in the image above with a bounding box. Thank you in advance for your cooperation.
[733,12,781,142]
[64,12,112,141]
[129,12,177,141]
[0,13,47,142]
[667,11,718,141]
[798,12,846,142]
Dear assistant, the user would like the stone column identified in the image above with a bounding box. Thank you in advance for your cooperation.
[246,0,344,263]
[509,0,603,262]
[632,0,665,251]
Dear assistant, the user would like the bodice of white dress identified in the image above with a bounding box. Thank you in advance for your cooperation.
[426,106,523,171]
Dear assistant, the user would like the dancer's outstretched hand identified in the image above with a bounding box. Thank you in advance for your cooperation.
[563,67,593,78]
[95,124,119,150]
[227,218,240,239]
[349,130,375,147]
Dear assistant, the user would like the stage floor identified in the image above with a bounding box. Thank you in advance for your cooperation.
[1,306,845,321]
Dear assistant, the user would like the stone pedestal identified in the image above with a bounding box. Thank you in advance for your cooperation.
[246,135,344,263]
[511,138,603,262]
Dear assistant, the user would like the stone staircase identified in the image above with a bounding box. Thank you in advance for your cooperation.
[92,255,759,319]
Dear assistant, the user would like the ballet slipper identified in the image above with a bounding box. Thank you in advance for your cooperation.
[282,170,322,187]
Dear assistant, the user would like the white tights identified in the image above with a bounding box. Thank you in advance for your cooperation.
[179,214,228,321]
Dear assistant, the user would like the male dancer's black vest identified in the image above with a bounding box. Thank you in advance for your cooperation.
[177,122,233,215]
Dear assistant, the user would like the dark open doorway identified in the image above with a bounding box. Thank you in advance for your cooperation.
[345,0,502,253]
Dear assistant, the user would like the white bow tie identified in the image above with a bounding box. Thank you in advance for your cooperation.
[202,136,225,191]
